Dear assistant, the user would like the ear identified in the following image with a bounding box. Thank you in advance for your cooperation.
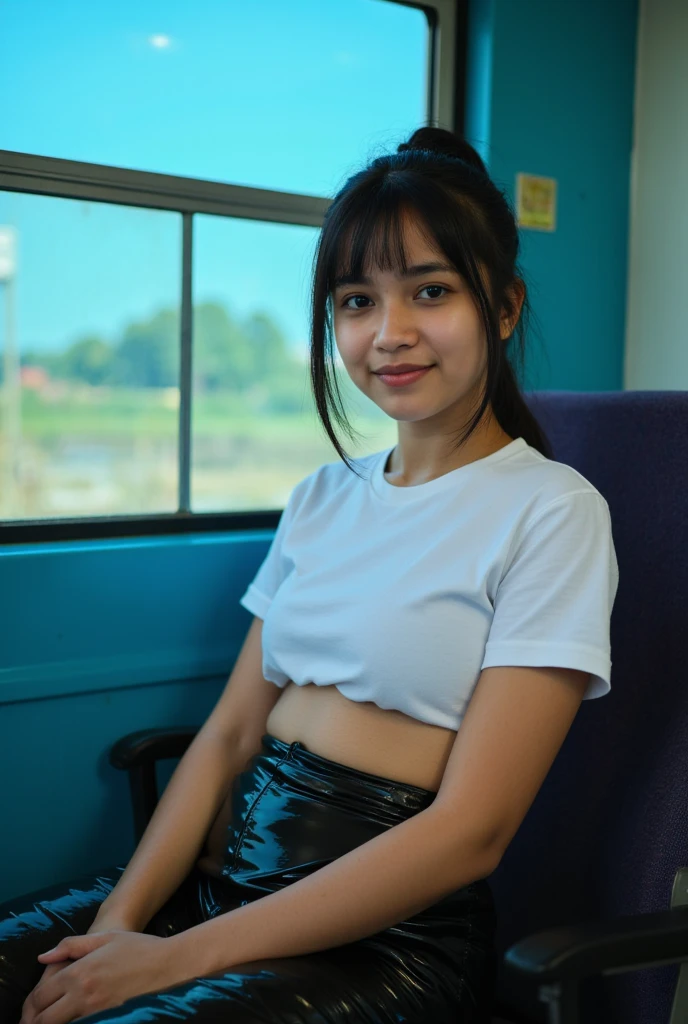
[499,279,526,340]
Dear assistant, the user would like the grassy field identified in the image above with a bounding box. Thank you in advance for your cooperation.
[2,384,397,519]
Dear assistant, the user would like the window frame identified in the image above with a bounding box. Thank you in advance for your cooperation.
[0,0,467,544]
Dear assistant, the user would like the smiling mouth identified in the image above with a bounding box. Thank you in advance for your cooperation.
[375,366,434,386]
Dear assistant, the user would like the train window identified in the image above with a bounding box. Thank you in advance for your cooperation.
[0,190,182,519]
[0,0,458,537]
[1,1,427,198]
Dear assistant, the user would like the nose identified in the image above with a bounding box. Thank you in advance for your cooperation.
[375,300,419,348]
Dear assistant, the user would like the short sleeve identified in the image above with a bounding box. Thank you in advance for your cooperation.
[239,475,311,621]
[481,491,619,699]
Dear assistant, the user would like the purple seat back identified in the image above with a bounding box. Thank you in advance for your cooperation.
[490,390,688,1024]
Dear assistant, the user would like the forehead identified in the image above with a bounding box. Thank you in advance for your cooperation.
[332,209,450,285]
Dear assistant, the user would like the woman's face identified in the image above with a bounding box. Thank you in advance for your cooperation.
[332,215,497,430]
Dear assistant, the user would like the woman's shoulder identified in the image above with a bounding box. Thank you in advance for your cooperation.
[302,448,384,488]
[507,439,612,523]
[285,448,382,509]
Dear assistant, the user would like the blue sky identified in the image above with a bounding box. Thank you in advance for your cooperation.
[0,0,427,357]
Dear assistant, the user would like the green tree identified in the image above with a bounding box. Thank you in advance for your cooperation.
[60,335,115,385]
[18,301,307,400]
[110,309,179,387]
[242,311,293,379]
[193,302,250,392]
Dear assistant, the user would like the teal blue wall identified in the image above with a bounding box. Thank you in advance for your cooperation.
[1,0,640,904]
[0,535,268,903]
[466,0,638,391]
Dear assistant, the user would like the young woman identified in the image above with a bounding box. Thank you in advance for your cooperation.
[1,127,618,1024]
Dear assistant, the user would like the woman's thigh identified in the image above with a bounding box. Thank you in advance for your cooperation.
[0,864,214,1020]
[65,936,484,1024]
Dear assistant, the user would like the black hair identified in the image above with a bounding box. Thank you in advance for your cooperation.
[308,125,553,477]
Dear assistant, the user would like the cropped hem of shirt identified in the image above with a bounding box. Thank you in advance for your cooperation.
[238,436,619,731]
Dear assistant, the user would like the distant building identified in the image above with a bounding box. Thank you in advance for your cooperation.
[20,365,50,389]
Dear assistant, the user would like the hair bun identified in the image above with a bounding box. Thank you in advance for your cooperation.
[397,127,487,175]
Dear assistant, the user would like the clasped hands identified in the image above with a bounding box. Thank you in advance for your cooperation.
[20,929,183,1024]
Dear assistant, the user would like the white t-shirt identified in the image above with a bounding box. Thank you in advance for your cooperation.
[239,436,619,732]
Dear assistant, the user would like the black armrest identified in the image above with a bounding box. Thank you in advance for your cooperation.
[506,904,688,982]
[109,727,200,769]
[109,727,200,843]
[503,904,688,1022]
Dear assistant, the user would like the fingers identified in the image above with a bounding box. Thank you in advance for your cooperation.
[20,962,69,1024]
[37,931,108,964]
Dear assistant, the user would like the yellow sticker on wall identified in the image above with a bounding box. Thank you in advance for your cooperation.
[516,173,557,231]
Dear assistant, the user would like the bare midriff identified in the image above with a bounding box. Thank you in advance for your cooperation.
[265,680,457,793]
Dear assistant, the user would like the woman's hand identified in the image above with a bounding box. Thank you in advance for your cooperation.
[20,912,139,1024]
[19,930,179,1024]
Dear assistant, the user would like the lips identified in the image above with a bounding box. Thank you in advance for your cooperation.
[374,367,431,374]
[376,366,433,387]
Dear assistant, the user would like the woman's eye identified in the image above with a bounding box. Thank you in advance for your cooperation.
[418,285,447,299]
[343,295,371,310]
[341,286,447,308]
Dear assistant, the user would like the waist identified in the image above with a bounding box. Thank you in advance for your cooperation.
[202,733,495,922]
[265,681,457,793]
[196,731,439,888]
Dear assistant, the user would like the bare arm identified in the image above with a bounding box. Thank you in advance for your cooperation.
[166,800,496,977]
[94,616,281,932]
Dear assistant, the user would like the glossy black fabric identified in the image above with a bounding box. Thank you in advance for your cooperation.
[0,733,497,1023]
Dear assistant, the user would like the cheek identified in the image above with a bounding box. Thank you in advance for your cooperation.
[434,308,482,354]
[333,323,369,366]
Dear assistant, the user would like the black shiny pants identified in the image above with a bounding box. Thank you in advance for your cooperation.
[0,733,497,1023]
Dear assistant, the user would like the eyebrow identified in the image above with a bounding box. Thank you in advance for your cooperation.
[332,262,455,289]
